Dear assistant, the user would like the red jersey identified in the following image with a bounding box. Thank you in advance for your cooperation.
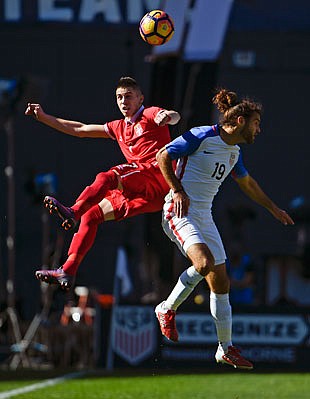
[104,106,171,164]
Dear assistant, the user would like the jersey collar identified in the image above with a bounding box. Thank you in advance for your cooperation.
[125,105,144,125]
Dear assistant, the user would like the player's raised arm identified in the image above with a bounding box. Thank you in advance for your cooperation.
[154,109,180,126]
[234,174,294,225]
[24,102,109,138]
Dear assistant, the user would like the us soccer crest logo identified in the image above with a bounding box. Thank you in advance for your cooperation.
[229,153,236,167]
[111,306,157,365]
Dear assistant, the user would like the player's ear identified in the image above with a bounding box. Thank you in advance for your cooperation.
[237,115,245,126]
[140,94,144,105]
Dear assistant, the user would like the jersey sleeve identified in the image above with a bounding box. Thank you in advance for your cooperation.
[166,128,206,160]
[103,121,118,140]
[145,106,163,122]
[231,150,249,179]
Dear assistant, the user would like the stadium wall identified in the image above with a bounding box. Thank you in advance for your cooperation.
[0,20,309,323]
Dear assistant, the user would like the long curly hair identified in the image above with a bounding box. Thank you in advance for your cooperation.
[212,88,262,126]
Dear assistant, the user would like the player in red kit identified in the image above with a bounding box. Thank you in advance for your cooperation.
[25,77,180,290]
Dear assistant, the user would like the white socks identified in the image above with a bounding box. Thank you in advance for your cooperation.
[210,291,232,352]
[164,266,204,311]
[161,266,232,352]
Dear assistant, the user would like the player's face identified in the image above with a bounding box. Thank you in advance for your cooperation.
[240,112,261,144]
[116,87,144,118]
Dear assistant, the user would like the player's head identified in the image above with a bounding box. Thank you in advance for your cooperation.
[213,88,262,144]
[116,77,144,118]
[116,77,142,93]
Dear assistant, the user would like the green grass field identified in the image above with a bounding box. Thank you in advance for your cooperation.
[0,371,309,399]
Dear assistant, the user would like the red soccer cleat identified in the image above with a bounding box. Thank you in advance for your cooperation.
[215,345,253,370]
[155,302,178,342]
[35,268,75,291]
[43,196,77,230]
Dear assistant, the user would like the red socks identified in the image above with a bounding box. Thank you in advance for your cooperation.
[62,204,105,275]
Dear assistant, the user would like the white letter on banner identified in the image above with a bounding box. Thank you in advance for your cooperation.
[4,0,21,21]
[38,0,73,21]
[79,0,121,23]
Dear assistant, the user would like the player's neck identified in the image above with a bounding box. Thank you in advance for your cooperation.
[220,126,239,145]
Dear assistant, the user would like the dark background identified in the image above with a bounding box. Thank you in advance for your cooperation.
[0,0,309,321]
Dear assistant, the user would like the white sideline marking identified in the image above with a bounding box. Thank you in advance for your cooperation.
[0,371,85,399]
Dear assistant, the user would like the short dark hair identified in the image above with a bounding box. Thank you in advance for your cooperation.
[116,76,142,93]
[213,88,262,126]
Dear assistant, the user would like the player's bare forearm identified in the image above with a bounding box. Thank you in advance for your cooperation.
[236,174,294,225]
[156,147,190,217]
[154,110,180,126]
[25,103,108,138]
[165,110,181,125]
[156,147,182,191]
[39,115,85,136]
[237,175,275,209]
[41,118,108,138]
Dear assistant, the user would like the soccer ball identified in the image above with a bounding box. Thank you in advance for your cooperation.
[139,10,174,46]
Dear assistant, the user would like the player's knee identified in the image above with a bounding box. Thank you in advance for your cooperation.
[95,171,108,182]
[187,244,215,276]
[95,170,118,187]
[194,252,215,276]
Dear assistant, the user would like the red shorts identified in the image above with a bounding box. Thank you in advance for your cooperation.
[106,162,169,221]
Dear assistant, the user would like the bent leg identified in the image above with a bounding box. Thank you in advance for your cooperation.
[164,243,213,310]
[71,170,120,219]
[36,198,116,288]
[155,243,211,341]
[72,161,167,221]
[205,262,230,294]
[62,201,109,275]
[43,170,119,230]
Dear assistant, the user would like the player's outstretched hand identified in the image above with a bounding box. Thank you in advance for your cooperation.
[271,207,295,226]
[25,103,45,121]
[154,109,171,126]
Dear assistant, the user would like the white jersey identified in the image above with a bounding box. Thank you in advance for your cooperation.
[166,124,248,210]
[162,124,249,263]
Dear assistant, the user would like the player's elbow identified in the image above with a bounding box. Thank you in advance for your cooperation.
[156,147,167,163]
[73,130,86,138]
[156,149,162,163]
[75,124,91,138]
[172,112,181,125]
